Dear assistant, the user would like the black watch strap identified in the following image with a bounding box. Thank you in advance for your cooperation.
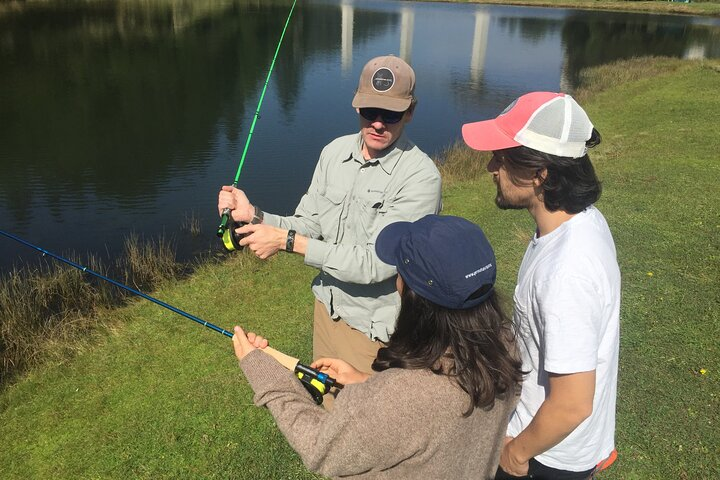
[285,230,296,253]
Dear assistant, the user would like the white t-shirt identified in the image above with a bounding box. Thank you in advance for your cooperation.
[507,206,620,471]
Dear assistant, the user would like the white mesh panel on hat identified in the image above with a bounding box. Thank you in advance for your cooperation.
[568,97,594,144]
[516,95,594,158]
[525,97,566,141]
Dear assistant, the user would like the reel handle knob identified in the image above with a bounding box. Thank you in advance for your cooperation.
[217,209,232,237]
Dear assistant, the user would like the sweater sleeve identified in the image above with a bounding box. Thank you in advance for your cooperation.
[239,350,425,477]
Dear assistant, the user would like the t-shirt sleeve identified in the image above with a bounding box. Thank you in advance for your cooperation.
[535,274,602,374]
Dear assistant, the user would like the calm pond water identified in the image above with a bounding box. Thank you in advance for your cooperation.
[1,0,719,272]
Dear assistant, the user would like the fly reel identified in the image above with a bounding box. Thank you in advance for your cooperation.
[221,221,248,252]
[295,363,337,405]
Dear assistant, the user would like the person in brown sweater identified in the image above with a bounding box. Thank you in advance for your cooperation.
[233,215,522,479]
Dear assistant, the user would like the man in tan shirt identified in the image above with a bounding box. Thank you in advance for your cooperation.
[218,56,441,394]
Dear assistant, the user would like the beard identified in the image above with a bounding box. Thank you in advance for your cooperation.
[494,188,527,210]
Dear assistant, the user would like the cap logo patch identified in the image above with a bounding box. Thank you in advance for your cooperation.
[371,68,395,92]
[465,263,493,279]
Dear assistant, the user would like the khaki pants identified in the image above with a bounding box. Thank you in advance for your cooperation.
[312,299,382,409]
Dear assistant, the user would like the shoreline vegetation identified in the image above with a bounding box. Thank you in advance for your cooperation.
[1,0,719,17]
[434,0,720,17]
[0,235,191,386]
[1,56,718,478]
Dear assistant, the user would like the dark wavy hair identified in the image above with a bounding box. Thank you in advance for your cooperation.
[372,285,523,416]
[501,128,603,214]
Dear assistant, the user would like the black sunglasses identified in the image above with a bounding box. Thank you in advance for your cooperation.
[359,107,406,124]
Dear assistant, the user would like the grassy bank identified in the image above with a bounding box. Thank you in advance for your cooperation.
[1,57,719,478]
[436,0,720,17]
[0,234,185,387]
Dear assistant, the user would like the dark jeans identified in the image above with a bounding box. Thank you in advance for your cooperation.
[495,458,595,480]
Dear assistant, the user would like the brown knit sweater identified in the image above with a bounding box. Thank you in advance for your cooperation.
[239,349,518,479]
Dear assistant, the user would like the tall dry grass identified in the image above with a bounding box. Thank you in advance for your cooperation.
[0,234,181,386]
[434,141,492,187]
[572,56,690,103]
[181,210,202,236]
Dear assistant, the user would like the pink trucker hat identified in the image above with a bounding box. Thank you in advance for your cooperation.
[462,92,594,159]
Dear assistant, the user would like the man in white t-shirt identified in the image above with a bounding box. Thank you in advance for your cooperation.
[462,92,620,479]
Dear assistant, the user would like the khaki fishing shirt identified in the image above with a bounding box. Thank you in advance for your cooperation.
[263,132,441,342]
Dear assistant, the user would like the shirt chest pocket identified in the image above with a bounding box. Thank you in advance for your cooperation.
[318,185,347,241]
[352,190,388,237]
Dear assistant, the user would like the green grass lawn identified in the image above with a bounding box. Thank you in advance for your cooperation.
[1,58,718,479]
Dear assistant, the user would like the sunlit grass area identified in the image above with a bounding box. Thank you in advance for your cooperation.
[0,57,718,478]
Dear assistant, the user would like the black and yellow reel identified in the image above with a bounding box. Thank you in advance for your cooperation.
[295,363,336,405]
[221,221,247,252]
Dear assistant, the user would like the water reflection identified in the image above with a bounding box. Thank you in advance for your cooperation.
[341,2,354,72]
[0,0,718,271]
[1,1,296,222]
[400,7,415,63]
[561,12,720,87]
[470,11,491,87]
[496,12,562,42]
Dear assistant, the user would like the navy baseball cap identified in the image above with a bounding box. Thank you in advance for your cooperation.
[375,215,496,309]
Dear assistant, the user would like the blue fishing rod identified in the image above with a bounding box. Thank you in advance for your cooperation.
[0,228,336,404]
[1,229,234,337]
[217,0,298,251]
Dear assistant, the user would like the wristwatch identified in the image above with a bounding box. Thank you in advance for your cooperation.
[285,230,296,253]
[250,205,264,225]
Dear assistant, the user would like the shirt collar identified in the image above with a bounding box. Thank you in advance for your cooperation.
[344,132,412,175]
